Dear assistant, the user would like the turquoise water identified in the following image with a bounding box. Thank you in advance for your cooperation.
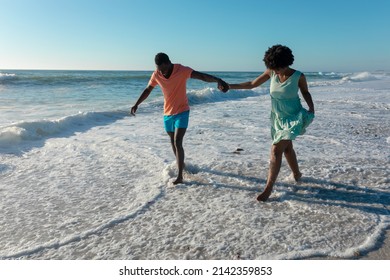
[1,69,389,260]
[0,69,353,126]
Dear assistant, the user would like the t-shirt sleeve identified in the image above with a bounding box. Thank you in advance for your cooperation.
[148,72,158,87]
[182,65,193,79]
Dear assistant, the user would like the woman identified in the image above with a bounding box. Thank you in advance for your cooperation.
[229,45,315,201]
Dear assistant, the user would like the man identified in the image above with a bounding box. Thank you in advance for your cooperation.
[131,53,229,184]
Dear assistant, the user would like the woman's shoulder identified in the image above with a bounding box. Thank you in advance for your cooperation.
[291,69,302,75]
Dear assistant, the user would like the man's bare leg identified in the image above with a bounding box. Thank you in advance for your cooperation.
[168,128,186,184]
[167,132,177,157]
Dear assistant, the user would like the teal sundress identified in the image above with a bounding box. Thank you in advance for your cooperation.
[269,70,314,144]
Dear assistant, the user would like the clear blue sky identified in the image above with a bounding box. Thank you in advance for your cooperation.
[1,0,389,72]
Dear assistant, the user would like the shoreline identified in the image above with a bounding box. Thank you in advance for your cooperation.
[360,228,390,260]
[308,227,390,260]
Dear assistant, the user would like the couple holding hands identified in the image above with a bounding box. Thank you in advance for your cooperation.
[131,45,315,202]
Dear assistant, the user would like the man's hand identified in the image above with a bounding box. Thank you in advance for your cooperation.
[191,71,229,92]
[218,79,229,93]
[130,105,138,116]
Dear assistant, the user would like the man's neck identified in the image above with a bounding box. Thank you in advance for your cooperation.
[163,64,174,79]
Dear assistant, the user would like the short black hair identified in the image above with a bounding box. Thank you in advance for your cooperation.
[263,45,294,69]
[155,53,171,66]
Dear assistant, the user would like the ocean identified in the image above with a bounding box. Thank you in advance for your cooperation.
[0,69,389,259]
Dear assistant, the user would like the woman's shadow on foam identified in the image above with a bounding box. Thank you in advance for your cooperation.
[181,165,390,217]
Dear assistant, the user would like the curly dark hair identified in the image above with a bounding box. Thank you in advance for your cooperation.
[263,45,294,69]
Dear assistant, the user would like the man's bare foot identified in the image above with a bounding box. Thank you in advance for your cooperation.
[256,186,273,202]
[173,177,183,185]
[293,171,302,182]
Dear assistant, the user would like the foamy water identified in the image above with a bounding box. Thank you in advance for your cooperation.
[0,70,389,259]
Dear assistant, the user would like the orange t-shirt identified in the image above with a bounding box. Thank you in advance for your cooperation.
[148,64,193,115]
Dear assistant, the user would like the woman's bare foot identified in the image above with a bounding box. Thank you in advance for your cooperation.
[173,177,183,185]
[256,186,273,202]
[293,171,302,182]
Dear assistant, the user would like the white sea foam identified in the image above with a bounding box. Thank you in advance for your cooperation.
[341,71,380,82]
[0,111,128,150]
[0,70,389,260]
[0,72,16,78]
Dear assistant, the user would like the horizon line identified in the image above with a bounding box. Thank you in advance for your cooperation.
[2,68,386,73]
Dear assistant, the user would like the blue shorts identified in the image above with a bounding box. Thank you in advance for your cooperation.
[163,110,190,132]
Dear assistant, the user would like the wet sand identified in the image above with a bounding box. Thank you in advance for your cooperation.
[307,227,390,260]
[360,228,390,260]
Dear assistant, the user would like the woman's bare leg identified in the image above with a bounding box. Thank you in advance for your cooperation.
[257,140,290,202]
[283,141,302,181]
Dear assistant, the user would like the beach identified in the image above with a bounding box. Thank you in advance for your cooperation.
[361,228,390,259]
[0,70,389,260]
